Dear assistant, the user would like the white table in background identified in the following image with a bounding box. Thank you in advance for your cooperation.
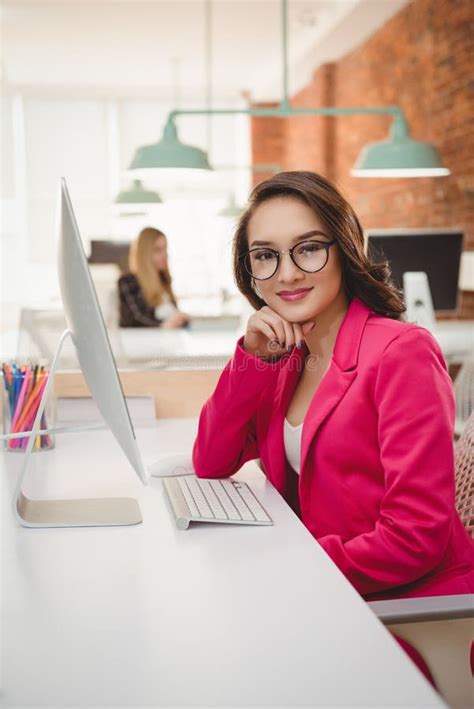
[117,327,238,368]
[434,320,474,363]
[17,303,239,369]
[1,417,444,708]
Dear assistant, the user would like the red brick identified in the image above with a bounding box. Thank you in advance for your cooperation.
[250,0,473,317]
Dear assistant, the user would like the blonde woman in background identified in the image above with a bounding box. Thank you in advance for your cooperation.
[118,227,190,328]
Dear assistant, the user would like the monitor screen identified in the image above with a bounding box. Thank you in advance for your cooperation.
[57,178,148,485]
[366,229,464,311]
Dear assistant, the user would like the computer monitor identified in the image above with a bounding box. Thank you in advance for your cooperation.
[88,239,131,272]
[57,178,149,485]
[366,229,464,311]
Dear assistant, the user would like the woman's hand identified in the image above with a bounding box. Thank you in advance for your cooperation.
[243,305,315,359]
[162,309,190,329]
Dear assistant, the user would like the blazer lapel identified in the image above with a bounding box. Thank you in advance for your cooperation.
[299,297,370,476]
[264,297,371,493]
[299,363,357,477]
[265,344,305,495]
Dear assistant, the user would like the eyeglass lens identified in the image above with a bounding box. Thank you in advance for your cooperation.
[245,241,330,280]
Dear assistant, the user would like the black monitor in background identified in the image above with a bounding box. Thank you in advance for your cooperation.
[366,229,464,311]
[88,239,131,273]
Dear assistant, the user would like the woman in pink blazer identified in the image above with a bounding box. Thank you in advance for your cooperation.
[192,171,473,676]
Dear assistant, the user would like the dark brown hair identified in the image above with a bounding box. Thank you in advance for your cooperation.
[232,171,405,320]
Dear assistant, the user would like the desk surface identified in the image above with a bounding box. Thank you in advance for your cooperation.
[117,328,238,366]
[1,418,443,707]
[433,320,474,361]
[17,305,239,368]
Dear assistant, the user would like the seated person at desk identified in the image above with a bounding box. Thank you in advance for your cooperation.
[192,171,474,681]
[118,227,190,328]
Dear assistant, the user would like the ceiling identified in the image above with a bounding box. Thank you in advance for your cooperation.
[2,0,408,102]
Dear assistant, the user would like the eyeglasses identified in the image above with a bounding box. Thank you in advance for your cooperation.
[241,238,337,281]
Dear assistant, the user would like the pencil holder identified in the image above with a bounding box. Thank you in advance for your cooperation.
[1,365,55,452]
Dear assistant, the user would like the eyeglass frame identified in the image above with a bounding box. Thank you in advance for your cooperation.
[241,234,337,281]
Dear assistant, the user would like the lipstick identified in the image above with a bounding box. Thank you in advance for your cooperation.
[277,287,313,302]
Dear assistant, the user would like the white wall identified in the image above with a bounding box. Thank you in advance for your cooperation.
[1,0,410,330]
[1,91,250,323]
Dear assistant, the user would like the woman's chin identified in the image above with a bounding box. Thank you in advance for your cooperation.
[269,297,319,322]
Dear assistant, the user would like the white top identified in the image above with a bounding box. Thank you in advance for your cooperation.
[154,291,177,320]
[1,415,442,707]
[284,418,303,474]
[284,360,331,475]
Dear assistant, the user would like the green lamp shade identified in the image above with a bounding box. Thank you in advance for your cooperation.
[114,180,162,204]
[352,116,450,178]
[128,119,212,173]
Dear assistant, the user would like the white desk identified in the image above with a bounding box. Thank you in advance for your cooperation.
[1,418,444,707]
[16,305,239,369]
[433,320,474,363]
[117,328,238,369]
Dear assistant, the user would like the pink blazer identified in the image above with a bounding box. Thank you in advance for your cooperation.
[192,297,474,600]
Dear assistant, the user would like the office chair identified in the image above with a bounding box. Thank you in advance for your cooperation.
[368,412,474,708]
[454,355,474,437]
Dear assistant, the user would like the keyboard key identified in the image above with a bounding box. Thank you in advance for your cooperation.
[213,482,242,520]
[178,478,199,517]
[234,483,271,522]
[198,480,228,520]
[183,478,214,518]
[219,480,256,522]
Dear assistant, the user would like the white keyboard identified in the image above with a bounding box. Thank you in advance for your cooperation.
[162,475,274,530]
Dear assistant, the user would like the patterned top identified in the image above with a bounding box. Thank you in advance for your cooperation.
[118,272,176,328]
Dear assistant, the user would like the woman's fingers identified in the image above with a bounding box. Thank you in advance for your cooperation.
[256,321,281,349]
[259,310,287,347]
[281,319,296,350]
[263,310,294,350]
[251,306,316,355]
[272,315,295,351]
[292,321,304,348]
[262,309,316,350]
[247,317,279,347]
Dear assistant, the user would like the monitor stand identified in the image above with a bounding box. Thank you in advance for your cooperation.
[8,329,142,528]
[403,271,437,331]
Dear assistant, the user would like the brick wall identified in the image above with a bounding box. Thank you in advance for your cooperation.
[251,0,473,317]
